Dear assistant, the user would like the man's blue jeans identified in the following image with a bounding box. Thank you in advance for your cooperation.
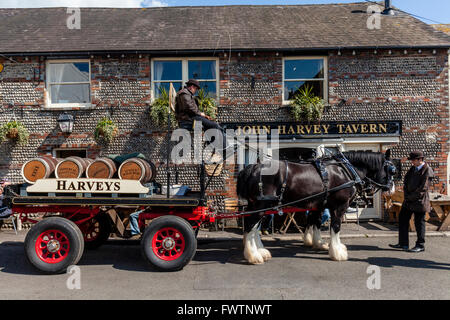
[322,208,331,225]
[129,212,141,235]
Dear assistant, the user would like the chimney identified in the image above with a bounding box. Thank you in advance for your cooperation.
[382,0,395,15]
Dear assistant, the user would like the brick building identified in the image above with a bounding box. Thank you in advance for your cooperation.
[0,3,449,220]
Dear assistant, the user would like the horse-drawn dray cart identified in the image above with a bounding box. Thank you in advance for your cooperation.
[7,172,218,273]
[6,146,397,274]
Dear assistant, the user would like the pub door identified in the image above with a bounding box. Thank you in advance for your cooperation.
[343,144,382,220]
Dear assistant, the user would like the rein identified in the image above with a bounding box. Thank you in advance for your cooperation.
[233,180,356,217]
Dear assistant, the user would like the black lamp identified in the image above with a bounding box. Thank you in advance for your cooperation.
[57,113,74,133]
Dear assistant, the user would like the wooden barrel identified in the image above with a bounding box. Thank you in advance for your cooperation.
[55,156,92,179]
[118,158,156,183]
[86,157,117,179]
[21,156,60,184]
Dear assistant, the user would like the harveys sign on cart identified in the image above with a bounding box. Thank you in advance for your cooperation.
[26,178,149,194]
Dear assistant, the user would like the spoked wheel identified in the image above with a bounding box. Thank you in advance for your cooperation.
[80,213,112,250]
[24,217,84,274]
[141,216,197,272]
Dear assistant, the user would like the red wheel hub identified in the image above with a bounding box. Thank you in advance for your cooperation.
[35,230,70,264]
[152,227,185,261]
[82,218,100,242]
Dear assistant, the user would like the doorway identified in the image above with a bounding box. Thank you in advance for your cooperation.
[343,144,381,220]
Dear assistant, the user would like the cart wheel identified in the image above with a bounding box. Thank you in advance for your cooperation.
[24,217,84,274]
[141,216,197,272]
[81,213,112,250]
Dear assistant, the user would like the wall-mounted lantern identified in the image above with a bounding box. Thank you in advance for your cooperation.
[57,113,74,134]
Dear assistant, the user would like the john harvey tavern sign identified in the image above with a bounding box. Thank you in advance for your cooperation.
[222,120,402,138]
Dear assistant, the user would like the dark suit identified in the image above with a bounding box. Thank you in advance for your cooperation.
[398,163,434,248]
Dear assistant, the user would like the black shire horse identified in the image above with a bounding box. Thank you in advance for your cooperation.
[236,150,396,264]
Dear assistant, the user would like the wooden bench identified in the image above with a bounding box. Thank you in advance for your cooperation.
[214,198,245,231]
[384,191,428,232]
[430,193,450,231]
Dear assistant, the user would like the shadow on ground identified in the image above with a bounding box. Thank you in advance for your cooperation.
[1,238,450,275]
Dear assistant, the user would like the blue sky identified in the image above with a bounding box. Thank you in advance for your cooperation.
[0,0,448,24]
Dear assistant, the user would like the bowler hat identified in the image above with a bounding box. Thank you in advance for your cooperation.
[186,79,200,89]
[408,150,424,160]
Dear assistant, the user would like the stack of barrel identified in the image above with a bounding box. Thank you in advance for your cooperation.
[21,155,156,184]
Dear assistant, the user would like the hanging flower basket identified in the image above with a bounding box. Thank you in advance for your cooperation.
[94,117,118,144]
[6,128,19,139]
[0,121,30,145]
[289,84,325,123]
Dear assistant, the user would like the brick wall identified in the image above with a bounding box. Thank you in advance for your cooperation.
[0,49,448,209]
[327,49,449,191]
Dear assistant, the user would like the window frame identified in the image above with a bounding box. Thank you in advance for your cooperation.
[151,57,219,101]
[282,56,328,105]
[52,148,88,158]
[45,59,92,109]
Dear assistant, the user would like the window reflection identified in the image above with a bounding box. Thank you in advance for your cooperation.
[284,58,326,101]
[153,61,182,81]
[188,61,216,80]
[154,82,183,98]
[284,81,323,100]
[285,59,324,80]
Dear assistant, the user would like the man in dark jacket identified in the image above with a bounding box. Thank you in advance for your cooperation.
[390,151,434,252]
[175,79,229,152]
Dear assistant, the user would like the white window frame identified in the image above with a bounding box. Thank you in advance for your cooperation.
[151,57,219,102]
[282,56,328,105]
[45,59,92,109]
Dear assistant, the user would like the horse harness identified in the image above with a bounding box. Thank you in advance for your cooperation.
[256,154,366,210]
[257,160,289,215]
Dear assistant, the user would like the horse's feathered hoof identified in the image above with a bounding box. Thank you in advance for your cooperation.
[329,244,348,261]
[258,248,272,261]
[303,227,314,247]
[246,255,265,265]
[313,242,329,251]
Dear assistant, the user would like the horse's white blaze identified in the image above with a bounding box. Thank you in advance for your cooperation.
[243,229,265,265]
[312,225,329,250]
[304,226,314,247]
[329,229,348,261]
[254,229,272,261]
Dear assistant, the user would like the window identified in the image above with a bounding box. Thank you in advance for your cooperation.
[152,58,218,99]
[53,148,87,158]
[46,60,91,107]
[283,57,327,103]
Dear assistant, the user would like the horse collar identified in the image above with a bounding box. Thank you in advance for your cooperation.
[257,160,289,205]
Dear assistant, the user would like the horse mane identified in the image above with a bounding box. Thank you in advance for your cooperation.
[342,151,385,171]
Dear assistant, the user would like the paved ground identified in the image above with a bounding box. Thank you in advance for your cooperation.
[1,222,450,300]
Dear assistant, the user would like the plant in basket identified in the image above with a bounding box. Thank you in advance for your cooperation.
[150,87,177,129]
[289,84,325,123]
[0,120,30,145]
[94,117,118,144]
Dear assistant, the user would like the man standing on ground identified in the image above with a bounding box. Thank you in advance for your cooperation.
[389,151,434,252]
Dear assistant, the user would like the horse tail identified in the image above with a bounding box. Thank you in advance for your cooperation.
[237,164,257,200]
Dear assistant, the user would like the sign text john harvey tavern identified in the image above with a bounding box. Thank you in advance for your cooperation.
[223,121,402,138]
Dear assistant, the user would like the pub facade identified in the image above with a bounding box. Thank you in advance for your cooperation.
[0,3,449,222]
